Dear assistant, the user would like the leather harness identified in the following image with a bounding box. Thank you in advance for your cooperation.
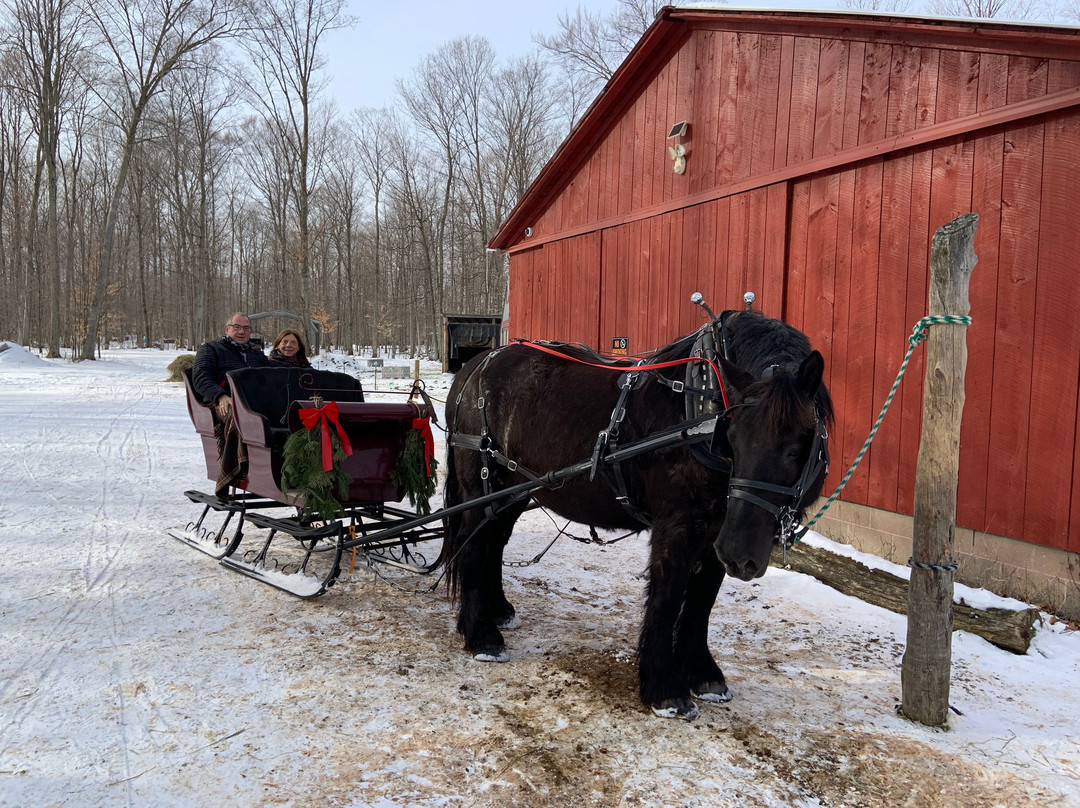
[449,312,829,546]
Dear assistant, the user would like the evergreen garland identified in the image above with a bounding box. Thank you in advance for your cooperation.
[391,428,439,515]
[281,427,350,522]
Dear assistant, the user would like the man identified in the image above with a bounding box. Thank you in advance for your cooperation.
[192,313,271,419]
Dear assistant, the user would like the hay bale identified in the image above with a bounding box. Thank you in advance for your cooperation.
[165,353,196,382]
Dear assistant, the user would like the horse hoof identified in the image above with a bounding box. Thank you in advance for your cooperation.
[693,683,733,703]
[651,699,699,720]
[497,613,521,630]
[473,649,509,663]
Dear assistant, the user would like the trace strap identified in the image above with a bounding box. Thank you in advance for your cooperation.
[298,401,354,472]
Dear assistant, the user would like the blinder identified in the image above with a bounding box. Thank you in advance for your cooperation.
[682,315,737,471]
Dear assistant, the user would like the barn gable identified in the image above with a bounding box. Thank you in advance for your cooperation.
[491,8,1080,615]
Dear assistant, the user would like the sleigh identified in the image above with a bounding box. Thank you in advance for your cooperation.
[169,366,446,596]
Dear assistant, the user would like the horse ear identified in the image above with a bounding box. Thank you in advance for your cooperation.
[797,351,824,397]
[718,355,755,396]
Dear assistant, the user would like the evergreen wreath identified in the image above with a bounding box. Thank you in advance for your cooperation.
[281,424,350,523]
[391,419,439,515]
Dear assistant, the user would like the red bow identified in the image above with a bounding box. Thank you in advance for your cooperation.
[298,401,353,472]
[413,416,435,475]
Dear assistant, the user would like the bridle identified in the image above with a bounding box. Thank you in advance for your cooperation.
[681,311,831,548]
[726,409,830,548]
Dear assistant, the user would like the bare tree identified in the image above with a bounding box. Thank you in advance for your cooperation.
[1054,0,1080,20]
[155,48,235,342]
[5,0,87,356]
[397,42,469,359]
[837,0,914,11]
[926,0,1039,19]
[535,0,668,127]
[0,67,35,345]
[79,0,243,360]
[351,105,398,354]
[487,55,558,204]
[243,0,352,348]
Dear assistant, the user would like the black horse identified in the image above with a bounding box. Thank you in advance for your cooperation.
[441,308,833,718]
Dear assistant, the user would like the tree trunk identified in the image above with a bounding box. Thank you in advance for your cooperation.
[47,149,62,357]
[769,543,1037,654]
[81,117,140,360]
[901,212,978,727]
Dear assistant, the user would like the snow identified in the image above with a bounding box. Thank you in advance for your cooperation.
[2,347,1079,807]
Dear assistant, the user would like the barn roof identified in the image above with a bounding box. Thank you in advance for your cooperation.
[489,6,1080,252]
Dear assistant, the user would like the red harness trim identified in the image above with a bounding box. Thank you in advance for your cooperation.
[514,340,731,410]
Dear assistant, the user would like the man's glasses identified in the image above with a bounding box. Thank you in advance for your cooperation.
[227,324,252,331]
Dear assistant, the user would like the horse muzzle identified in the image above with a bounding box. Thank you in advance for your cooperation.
[713,534,770,581]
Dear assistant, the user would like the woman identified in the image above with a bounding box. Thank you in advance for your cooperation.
[268,329,311,367]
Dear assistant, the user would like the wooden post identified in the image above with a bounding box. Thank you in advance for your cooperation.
[901,212,978,727]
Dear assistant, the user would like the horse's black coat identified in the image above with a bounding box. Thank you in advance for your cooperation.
[442,310,833,718]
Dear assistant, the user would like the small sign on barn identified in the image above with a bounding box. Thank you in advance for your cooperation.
[611,337,628,356]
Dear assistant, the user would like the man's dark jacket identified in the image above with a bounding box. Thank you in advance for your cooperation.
[191,337,271,405]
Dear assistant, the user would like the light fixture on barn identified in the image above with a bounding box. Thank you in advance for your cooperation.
[667,120,689,174]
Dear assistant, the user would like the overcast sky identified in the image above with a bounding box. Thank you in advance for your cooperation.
[321,0,618,110]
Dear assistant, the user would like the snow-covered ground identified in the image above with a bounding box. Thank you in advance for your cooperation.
[1,343,1078,808]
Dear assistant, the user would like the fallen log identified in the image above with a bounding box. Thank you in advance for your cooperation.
[769,542,1040,654]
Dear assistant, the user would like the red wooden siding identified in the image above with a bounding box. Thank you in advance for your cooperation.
[501,13,1080,553]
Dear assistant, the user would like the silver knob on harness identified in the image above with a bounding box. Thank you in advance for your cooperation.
[690,292,717,322]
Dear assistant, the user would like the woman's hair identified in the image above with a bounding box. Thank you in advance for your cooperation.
[271,328,308,361]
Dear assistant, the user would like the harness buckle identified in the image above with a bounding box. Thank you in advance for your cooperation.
[477,396,485,409]
[671,380,684,393]
[480,467,489,480]
[506,460,518,472]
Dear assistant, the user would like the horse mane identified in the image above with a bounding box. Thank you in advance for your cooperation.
[744,372,827,434]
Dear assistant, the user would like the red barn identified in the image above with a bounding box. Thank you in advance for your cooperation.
[490,8,1080,617]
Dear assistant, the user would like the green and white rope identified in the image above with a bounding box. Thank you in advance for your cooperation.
[798,314,973,539]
